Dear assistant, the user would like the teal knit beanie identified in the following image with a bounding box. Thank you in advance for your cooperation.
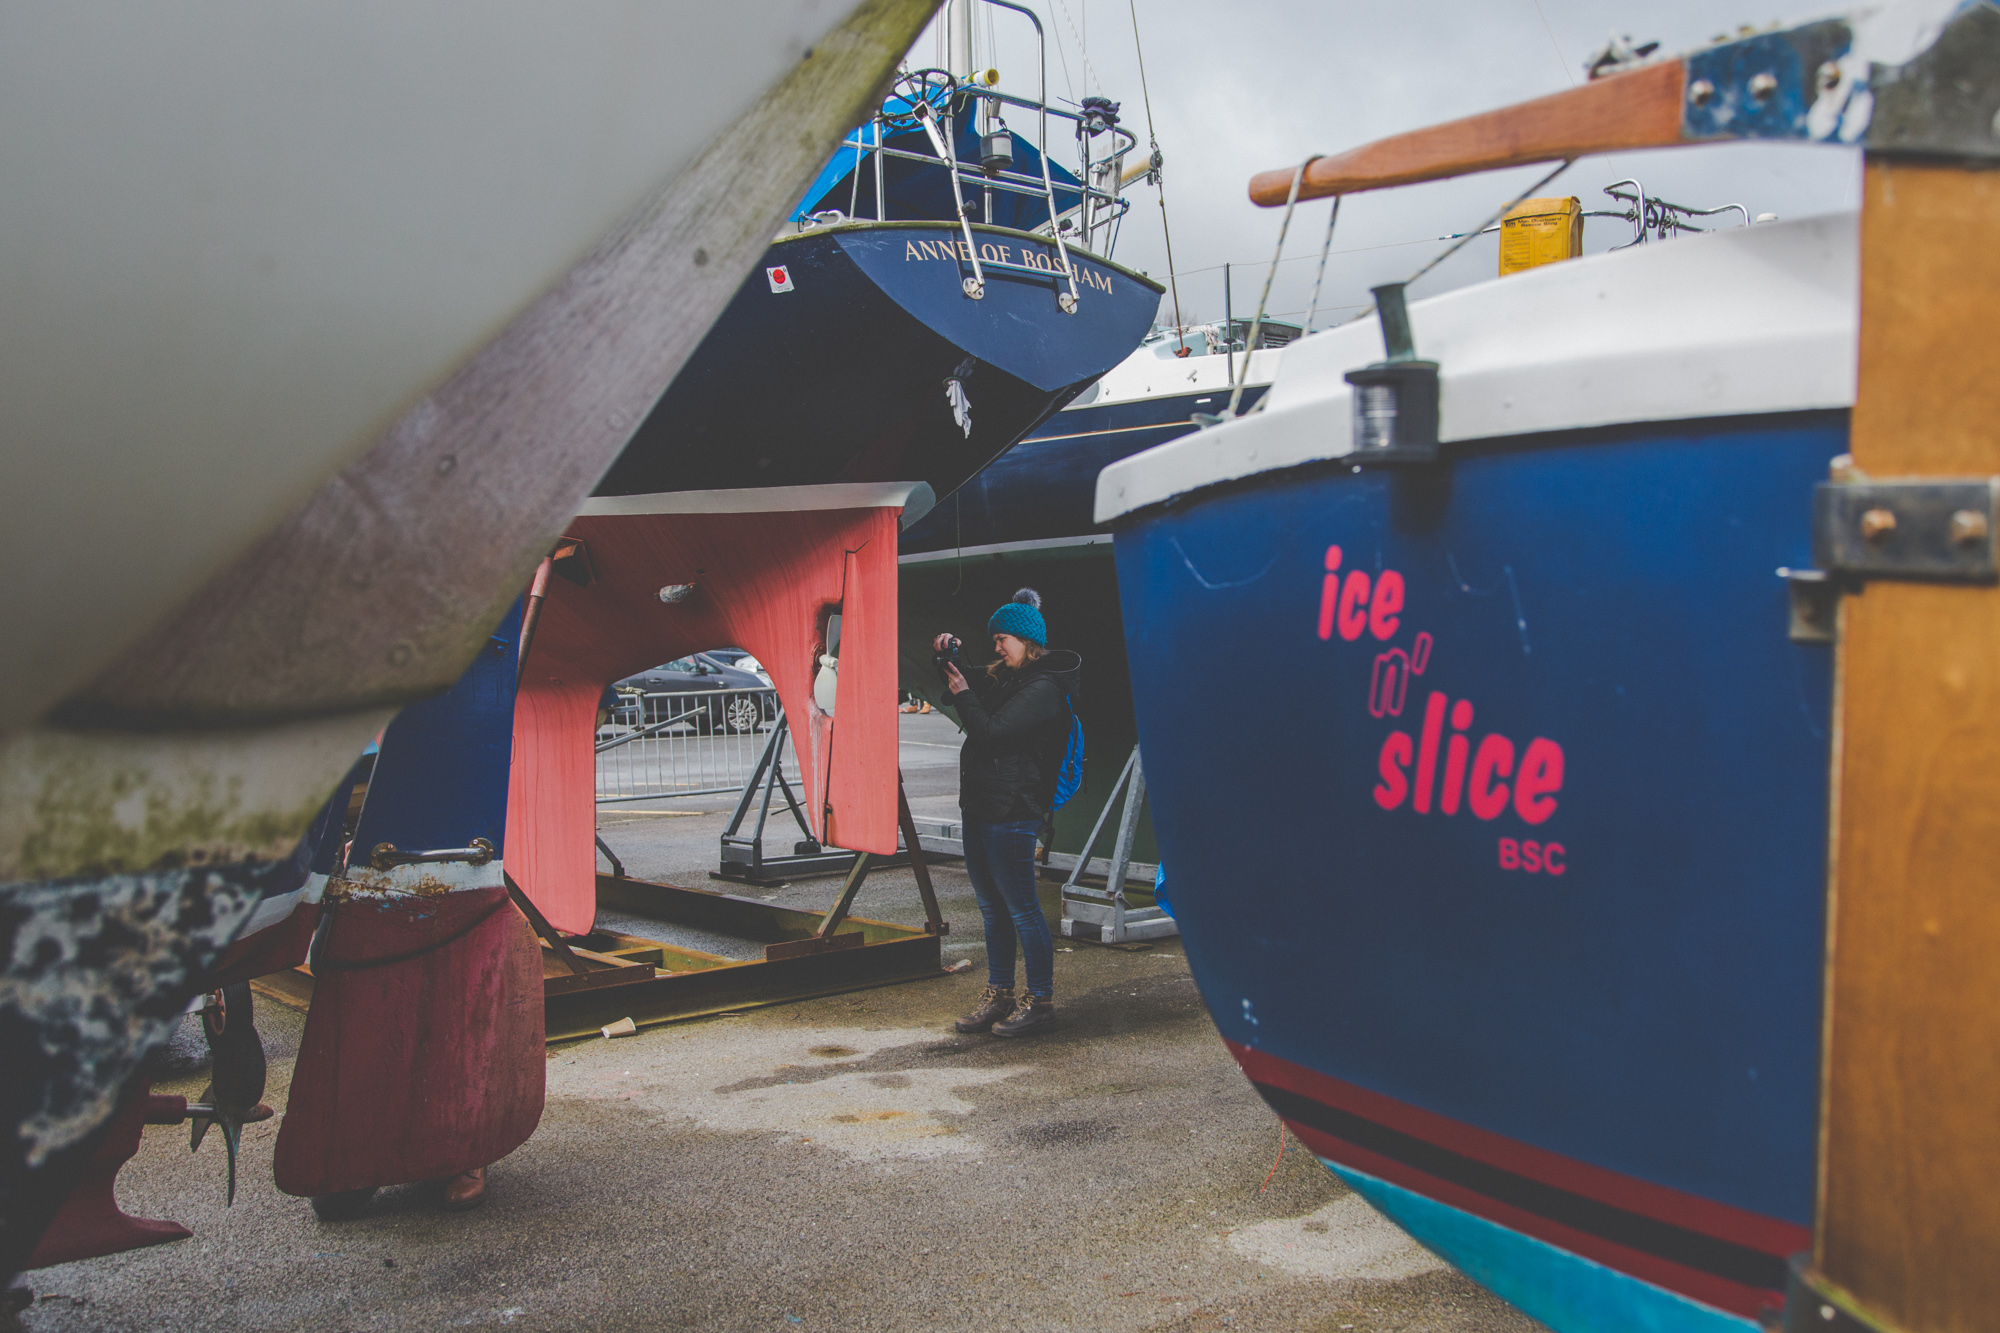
[987,588,1046,645]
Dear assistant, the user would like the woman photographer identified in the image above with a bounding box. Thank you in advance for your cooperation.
[933,589,1080,1038]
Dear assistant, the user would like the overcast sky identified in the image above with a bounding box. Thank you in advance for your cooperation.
[909,0,1860,331]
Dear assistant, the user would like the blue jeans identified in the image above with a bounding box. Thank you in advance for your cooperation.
[962,820,1055,999]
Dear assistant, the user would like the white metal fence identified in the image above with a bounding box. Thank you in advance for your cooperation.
[595,687,798,803]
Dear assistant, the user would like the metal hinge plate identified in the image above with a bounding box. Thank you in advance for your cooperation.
[1811,478,1999,583]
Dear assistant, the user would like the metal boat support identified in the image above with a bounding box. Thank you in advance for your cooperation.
[1055,746,1174,944]
[254,879,947,1044]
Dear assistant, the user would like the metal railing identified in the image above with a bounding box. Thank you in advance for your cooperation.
[595,688,796,804]
[810,0,1136,304]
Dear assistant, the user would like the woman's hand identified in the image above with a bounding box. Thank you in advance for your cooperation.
[932,632,956,652]
[942,662,970,695]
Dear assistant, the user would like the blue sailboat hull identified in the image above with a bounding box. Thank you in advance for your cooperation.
[595,221,1161,502]
[1109,411,1844,1329]
[901,383,1268,555]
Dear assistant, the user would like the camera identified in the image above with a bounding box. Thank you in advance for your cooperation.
[932,635,963,685]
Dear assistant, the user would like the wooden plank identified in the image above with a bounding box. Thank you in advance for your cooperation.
[542,931,943,1041]
[1820,158,2000,1333]
[765,931,867,961]
[542,967,659,998]
[595,872,918,945]
[1246,60,1685,205]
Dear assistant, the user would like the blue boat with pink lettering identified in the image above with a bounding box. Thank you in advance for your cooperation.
[1095,177,1859,1329]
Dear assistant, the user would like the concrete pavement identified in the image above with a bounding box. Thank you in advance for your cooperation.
[18,715,1541,1333]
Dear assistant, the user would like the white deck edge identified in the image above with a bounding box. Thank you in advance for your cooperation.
[1095,213,1858,525]
[579,481,929,518]
[899,533,1113,565]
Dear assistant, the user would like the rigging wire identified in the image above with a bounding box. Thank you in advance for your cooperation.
[1127,0,1184,337]
[1402,158,1573,291]
[1047,1,1078,101]
[1230,155,1317,416]
[1053,0,1106,93]
[1530,0,1579,87]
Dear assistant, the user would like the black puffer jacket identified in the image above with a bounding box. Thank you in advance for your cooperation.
[948,649,1083,823]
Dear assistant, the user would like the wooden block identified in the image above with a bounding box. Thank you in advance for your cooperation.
[764,931,867,962]
[1820,158,2000,1333]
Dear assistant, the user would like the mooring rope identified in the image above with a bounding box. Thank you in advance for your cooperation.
[1302,195,1342,332]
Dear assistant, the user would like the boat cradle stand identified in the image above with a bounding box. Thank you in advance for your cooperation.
[257,778,952,1042]
[710,716,937,887]
[1052,746,1175,944]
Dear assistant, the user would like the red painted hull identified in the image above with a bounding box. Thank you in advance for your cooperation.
[272,890,544,1196]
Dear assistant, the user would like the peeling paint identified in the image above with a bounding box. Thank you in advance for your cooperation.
[0,860,290,1166]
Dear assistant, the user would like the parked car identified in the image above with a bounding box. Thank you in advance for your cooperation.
[613,653,775,734]
[701,647,772,684]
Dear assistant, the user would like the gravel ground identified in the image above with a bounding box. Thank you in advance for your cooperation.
[16,715,1542,1333]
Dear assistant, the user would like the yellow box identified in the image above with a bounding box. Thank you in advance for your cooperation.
[1498,196,1583,276]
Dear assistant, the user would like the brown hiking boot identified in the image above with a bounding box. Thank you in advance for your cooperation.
[991,993,1056,1038]
[954,986,1015,1033]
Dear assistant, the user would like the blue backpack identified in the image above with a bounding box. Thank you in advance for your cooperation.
[1053,695,1085,811]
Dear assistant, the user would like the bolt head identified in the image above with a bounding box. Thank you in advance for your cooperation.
[1859,507,1897,541]
[1828,453,1857,482]
[1689,78,1716,106]
[1818,61,1842,91]
[1950,509,1989,545]
[1749,71,1778,100]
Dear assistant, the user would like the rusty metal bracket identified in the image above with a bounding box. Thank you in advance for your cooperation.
[368,836,495,871]
[1785,1256,1903,1333]
[898,779,947,936]
[1811,478,2000,583]
[503,871,589,976]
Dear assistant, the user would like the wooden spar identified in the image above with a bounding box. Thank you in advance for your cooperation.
[1246,60,1685,205]
[1818,159,2000,1333]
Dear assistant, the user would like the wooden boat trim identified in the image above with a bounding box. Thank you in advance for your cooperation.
[1248,61,1686,205]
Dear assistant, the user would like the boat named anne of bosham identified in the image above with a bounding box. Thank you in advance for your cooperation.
[504,0,1164,939]
[1096,5,2000,1332]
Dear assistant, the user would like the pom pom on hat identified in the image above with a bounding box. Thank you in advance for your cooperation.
[988,588,1047,645]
